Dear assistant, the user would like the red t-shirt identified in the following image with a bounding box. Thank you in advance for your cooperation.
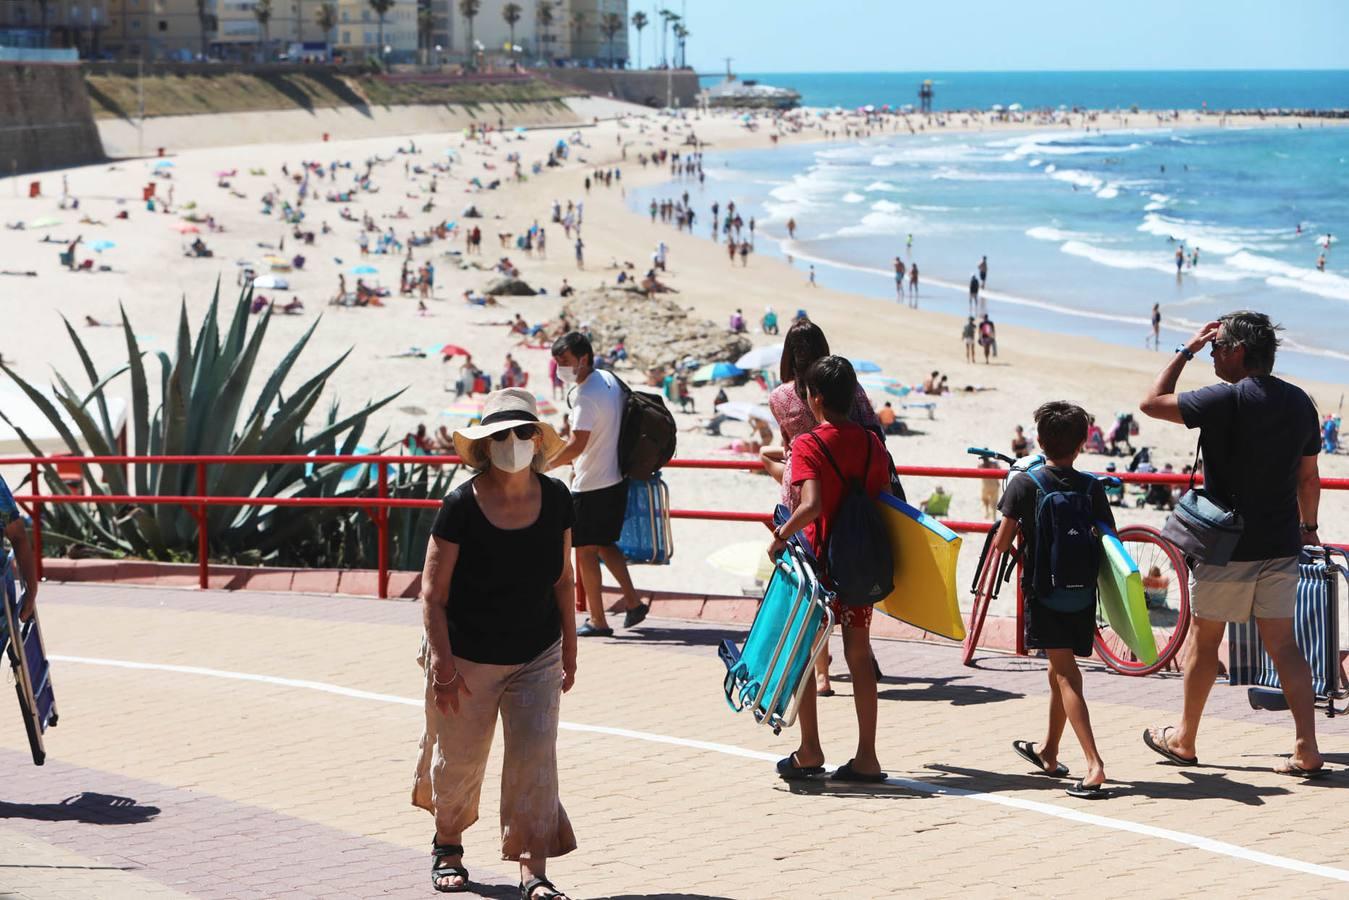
[790,422,891,559]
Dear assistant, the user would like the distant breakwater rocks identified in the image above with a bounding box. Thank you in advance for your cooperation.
[563,288,752,372]
[1207,108,1349,119]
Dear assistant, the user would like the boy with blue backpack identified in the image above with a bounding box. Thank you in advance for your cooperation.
[993,401,1114,799]
[769,356,894,783]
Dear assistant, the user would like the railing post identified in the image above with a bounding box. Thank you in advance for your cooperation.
[196,461,208,590]
[377,462,389,599]
[29,461,43,581]
[574,547,585,613]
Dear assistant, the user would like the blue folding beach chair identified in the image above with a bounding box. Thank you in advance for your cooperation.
[719,543,834,734]
[2,551,58,764]
[617,475,673,565]
[1228,547,1348,717]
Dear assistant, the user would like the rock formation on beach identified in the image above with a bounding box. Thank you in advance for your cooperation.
[563,288,752,371]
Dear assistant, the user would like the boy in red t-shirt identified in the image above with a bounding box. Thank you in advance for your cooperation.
[769,356,891,783]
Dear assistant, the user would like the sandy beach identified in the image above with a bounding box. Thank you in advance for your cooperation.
[2,103,1344,601]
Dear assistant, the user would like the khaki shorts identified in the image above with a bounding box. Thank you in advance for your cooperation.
[1190,557,1298,622]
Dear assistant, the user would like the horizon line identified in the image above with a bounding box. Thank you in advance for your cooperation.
[693,67,1349,75]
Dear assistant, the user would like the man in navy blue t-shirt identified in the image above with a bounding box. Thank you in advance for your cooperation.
[1140,311,1323,777]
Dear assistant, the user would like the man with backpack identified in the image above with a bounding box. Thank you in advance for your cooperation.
[1139,312,1323,777]
[993,401,1114,798]
[768,356,893,784]
[549,332,649,637]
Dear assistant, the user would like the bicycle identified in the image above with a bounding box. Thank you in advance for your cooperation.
[961,447,1191,676]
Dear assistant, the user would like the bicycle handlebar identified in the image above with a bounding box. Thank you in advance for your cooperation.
[966,446,1017,466]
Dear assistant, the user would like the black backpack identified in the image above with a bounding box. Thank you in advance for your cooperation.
[807,431,894,607]
[1026,467,1100,612]
[614,375,677,480]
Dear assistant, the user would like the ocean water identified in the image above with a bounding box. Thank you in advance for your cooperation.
[628,125,1349,384]
[700,70,1349,113]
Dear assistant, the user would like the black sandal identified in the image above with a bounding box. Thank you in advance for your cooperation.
[521,875,570,899]
[432,840,469,893]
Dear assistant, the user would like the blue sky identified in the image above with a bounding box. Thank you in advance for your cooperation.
[625,0,1349,73]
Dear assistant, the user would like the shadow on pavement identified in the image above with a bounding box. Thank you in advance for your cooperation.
[621,625,745,649]
[776,778,932,801]
[925,762,1298,806]
[872,673,1025,706]
[0,792,161,825]
[591,894,738,899]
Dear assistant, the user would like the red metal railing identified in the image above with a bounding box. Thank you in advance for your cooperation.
[4,454,1345,600]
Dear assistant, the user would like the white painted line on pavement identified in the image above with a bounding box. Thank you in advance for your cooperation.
[52,653,1349,884]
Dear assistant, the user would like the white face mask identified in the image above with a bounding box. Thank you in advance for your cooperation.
[489,435,535,473]
[556,364,578,385]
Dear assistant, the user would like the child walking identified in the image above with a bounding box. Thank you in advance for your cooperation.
[769,356,893,783]
[992,401,1113,798]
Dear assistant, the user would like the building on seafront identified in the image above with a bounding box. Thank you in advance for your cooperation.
[0,0,625,64]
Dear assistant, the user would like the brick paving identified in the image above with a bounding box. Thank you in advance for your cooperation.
[2,583,1348,898]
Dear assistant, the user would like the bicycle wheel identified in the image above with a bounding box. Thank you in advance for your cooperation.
[963,530,1006,666]
[1093,524,1191,676]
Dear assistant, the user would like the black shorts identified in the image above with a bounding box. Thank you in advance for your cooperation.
[1023,593,1096,657]
[572,479,629,547]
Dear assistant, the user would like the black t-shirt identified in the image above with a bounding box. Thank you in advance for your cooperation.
[1178,375,1318,561]
[431,473,574,665]
[998,465,1115,598]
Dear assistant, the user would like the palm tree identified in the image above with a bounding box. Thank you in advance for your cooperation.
[569,9,584,61]
[195,0,217,58]
[417,6,434,61]
[315,1,337,51]
[253,0,273,60]
[658,8,677,68]
[458,0,479,65]
[673,22,688,69]
[535,0,555,60]
[630,10,647,69]
[501,2,521,54]
[368,0,394,62]
[600,11,622,68]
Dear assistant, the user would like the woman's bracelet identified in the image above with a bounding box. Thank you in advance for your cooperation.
[432,670,460,688]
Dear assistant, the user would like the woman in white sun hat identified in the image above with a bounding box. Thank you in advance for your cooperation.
[413,388,579,899]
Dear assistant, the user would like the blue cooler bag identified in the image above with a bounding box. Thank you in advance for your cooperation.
[1228,547,1347,716]
[617,475,673,564]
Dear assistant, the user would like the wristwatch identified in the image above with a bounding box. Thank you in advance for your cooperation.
[1175,346,1195,361]
[1300,523,1319,532]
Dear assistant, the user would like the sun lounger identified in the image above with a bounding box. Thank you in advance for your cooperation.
[617,476,672,565]
[719,543,834,734]
[2,552,58,764]
[902,401,937,420]
[1228,547,1348,717]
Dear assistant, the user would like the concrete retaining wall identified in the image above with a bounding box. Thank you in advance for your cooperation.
[543,68,700,108]
[0,62,106,175]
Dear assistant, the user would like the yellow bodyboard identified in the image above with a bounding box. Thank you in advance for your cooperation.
[1097,532,1159,665]
[874,494,965,641]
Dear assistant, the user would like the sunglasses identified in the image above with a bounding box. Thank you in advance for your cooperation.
[490,424,539,441]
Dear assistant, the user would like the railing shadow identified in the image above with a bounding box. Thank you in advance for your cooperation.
[925,762,1298,806]
[0,792,161,825]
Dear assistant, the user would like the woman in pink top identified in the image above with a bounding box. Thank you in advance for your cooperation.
[761,318,881,696]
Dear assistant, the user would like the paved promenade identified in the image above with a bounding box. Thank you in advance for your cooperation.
[3,583,1348,898]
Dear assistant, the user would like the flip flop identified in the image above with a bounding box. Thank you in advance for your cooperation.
[1142,727,1198,767]
[1274,763,1328,780]
[830,761,888,783]
[776,753,825,781]
[576,620,614,638]
[1065,780,1110,799]
[623,602,650,629]
[1012,740,1070,778]
[817,688,836,698]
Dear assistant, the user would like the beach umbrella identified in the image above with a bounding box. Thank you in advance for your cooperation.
[849,358,883,374]
[1008,102,1023,112]
[533,395,558,416]
[885,383,913,398]
[439,343,471,357]
[153,160,175,168]
[27,216,61,229]
[858,374,899,391]
[706,540,776,581]
[715,401,773,423]
[304,446,391,487]
[693,361,744,383]
[251,274,289,290]
[734,344,783,371]
[88,239,116,252]
[990,104,1005,112]
[174,223,200,234]
[513,126,527,134]
[350,264,378,275]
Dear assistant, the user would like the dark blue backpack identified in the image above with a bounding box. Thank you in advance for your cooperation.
[1027,467,1100,613]
[808,431,894,607]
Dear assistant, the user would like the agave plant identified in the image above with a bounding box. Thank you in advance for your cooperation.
[0,284,408,566]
